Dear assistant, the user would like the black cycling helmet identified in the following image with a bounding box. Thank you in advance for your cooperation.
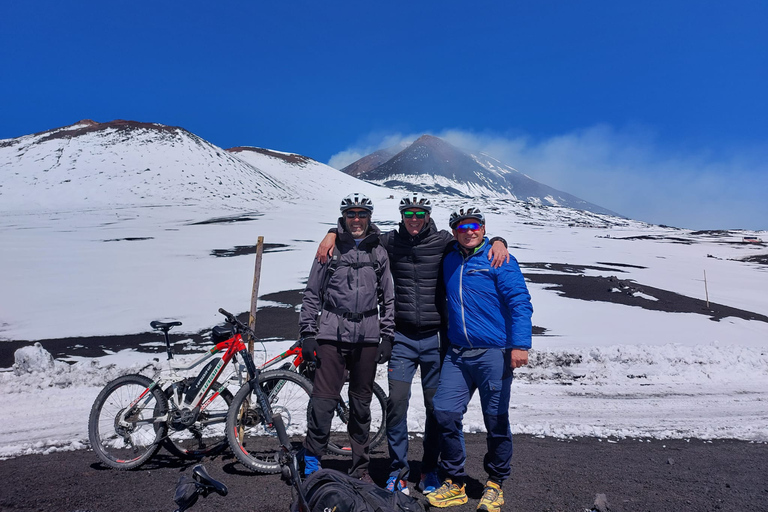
[398,193,433,213]
[449,205,485,229]
[340,193,374,213]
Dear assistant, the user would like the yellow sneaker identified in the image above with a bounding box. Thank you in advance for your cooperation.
[427,479,468,508]
[477,480,504,512]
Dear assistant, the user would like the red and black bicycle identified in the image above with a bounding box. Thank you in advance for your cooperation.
[88,308,310,473]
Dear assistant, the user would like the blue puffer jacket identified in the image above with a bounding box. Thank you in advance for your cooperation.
[443,237,533,350]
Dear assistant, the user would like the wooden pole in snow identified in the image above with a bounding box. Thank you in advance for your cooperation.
[703,270,710,309]
[248,236,265,355]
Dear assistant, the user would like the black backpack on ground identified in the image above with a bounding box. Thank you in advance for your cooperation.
[290,468,425,512]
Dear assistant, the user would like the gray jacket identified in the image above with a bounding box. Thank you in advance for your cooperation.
[300,219,395,344]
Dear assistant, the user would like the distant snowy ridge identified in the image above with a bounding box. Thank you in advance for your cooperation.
[228,146,384,204]
[0,120,385,213]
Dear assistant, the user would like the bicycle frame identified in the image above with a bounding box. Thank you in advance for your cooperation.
[257,340,303,373]
[163,334,252,411]
[118,327,256,436]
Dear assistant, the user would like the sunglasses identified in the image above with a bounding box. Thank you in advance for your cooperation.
[345,210,370,219]
[456,222,482,233]
[402,211,427,219]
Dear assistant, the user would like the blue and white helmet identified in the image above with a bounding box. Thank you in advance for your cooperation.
[398,193,433,213]
[449,205,485,229]
[340,193,374,213]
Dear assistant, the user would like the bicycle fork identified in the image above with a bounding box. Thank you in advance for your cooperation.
[247,368,307,510]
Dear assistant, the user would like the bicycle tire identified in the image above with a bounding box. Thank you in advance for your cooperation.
[88,374,168,470]
[226,369,312,474]
[326,381,387,455]
[163,380,233,459]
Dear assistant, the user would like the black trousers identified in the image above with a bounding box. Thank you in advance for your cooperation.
[304,340,378,477]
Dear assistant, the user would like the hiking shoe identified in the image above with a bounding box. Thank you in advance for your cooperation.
[386,475,410,495]
[426,479,468,508]
[417,470,440,494]
[477,480,504,512]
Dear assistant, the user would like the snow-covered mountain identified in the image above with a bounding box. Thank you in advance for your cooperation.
[2,119,768,456]
[0,120,383,213]
[341,134,619,216]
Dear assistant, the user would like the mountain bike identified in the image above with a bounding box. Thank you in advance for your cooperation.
[256,339,388,456]
[88,308,310,471]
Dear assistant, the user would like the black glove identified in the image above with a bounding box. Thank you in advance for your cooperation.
[376,336,393,364]
[301,336,318,363]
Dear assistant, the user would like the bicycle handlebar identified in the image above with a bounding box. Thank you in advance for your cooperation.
[218,308,253,336]
[217,308,236,323]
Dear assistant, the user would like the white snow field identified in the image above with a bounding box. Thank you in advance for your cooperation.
[1,122,767,459]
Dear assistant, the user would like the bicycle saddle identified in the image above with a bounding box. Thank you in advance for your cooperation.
[192,464,228,496]
[150,320,182,332]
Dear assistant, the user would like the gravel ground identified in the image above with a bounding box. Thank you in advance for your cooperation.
[1,434,766,512]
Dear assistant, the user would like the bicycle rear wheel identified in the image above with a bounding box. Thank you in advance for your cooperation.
[163,380,233,459]
[326,381,387,455]
[226,369,312,473]
[88,374,168,470]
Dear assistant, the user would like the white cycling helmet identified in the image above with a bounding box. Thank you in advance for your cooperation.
[340,193,374,213]
[398,193,433,213]
[449,205,485,229]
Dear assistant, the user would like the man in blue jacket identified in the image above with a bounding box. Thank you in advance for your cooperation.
[428,205,533,512]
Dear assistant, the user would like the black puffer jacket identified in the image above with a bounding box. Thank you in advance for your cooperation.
[380,219,453,338]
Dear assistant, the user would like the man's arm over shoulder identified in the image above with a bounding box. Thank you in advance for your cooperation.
[316,229,337,264]
[494,255,533,350]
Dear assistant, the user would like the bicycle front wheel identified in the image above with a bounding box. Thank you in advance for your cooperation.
[327,381,387,455]
[164,381,233,459]
[88,374,168,470]
[226,369,312,473]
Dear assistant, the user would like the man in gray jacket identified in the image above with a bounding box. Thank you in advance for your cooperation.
[299,192,396,481]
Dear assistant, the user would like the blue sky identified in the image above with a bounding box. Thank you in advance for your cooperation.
[1,1,766,230]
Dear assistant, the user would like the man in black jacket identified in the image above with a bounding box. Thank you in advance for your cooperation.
[301,193,395,481]
[316,193,508,495]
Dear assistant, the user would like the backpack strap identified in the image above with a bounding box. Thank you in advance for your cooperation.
[318,246,341,314]
[369,247,385,307]
[322,304,379,321]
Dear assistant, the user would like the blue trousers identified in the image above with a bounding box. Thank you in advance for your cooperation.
[432,346,514,484]
[386,331,442,479]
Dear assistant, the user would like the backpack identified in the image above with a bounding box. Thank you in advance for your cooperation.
[290,468,425,512]
[320,244,385,314]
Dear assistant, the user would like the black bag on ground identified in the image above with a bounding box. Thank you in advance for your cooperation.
[291,468,425,512]
[174,474,200,512]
